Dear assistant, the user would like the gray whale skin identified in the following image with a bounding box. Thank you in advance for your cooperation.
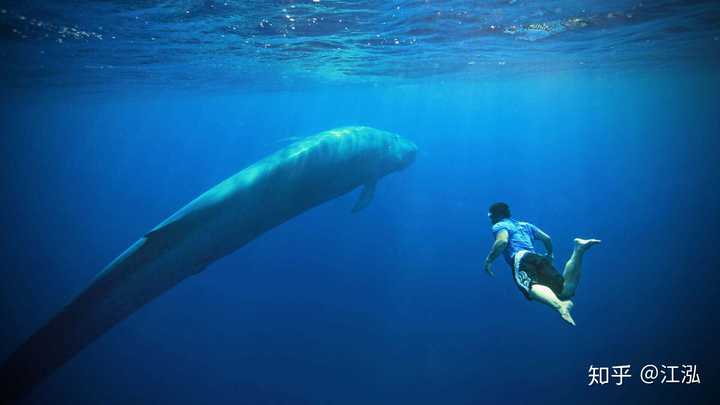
[1,126,417,402]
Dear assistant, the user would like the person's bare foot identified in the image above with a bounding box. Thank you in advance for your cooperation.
[558,300,576,326]
[574,238,601,253]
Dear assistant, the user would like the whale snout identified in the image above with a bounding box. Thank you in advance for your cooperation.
[397,138,417,169]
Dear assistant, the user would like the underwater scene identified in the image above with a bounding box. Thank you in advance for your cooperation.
[1,1,719,404]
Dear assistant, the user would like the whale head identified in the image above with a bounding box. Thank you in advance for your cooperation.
[355,126,417,176]
[323,126,416,179]
[339,127,416,212]
[390,134,417,171]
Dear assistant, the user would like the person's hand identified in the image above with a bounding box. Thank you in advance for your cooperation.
[484,260,495,277]
[545,253,555,262]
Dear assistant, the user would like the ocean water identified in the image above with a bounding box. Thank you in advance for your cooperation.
[1,1,719,404]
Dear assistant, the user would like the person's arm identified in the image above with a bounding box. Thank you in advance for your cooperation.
[532,225,553,259]
[484,229,508,277]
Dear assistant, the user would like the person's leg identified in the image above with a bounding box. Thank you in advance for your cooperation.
[529,284,576,326]
[559,238,602,300]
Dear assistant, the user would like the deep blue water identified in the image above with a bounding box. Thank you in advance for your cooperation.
[1,1,720,404]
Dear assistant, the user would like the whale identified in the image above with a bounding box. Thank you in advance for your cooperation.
[0,126,417,401]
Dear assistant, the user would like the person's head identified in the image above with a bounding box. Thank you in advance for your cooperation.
[488,202,511,224]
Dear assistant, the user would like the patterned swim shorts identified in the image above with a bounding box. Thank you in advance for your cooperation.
[513,250,566,300]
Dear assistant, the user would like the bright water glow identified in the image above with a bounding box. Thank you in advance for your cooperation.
[1,1,719,91]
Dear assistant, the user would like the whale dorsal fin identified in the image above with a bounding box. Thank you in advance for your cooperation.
[352,180,377,213]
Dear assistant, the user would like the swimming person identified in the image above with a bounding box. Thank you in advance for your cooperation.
[483,202,601,326]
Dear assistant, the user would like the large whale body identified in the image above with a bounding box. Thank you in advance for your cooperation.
[1,126,417,401]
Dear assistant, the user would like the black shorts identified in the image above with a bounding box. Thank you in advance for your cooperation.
[514,252,566,301]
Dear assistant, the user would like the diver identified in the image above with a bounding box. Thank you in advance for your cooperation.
[483,202,601,326]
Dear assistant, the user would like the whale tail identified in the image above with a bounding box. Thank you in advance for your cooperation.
[0,237,191,402]
[0,296,114,403]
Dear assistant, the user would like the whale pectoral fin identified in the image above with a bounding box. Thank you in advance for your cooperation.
[352,180,377,213]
